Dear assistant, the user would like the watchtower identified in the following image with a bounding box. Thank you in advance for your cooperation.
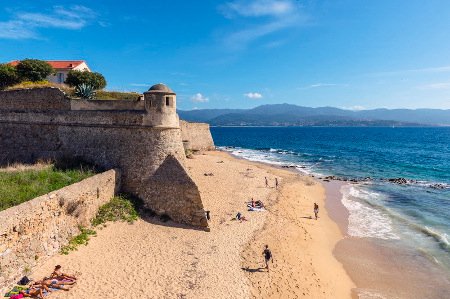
[143,83,179,128]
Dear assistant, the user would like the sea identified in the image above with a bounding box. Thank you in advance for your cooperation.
[211,127,450,290]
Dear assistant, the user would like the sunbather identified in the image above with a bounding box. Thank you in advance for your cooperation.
[236,212,248,222]
[50,265,77,281]
[19,287,44,298]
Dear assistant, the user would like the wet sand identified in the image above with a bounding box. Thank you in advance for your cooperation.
[323,181,450,299]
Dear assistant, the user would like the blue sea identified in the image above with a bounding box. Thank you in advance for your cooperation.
[211,127,450,273]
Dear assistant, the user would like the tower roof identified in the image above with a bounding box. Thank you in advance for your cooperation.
[148,83,174,94]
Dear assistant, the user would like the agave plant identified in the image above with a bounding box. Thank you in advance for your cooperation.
[75,83,96,99]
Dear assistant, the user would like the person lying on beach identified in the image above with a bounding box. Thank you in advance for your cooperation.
[50,265,77,281]
[40,277,73,289]
[18,287,45,298]
[255,200,264,208]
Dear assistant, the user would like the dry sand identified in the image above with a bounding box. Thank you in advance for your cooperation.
[28,151,354,298]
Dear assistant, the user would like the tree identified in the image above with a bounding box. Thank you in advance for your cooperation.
[0,64,20,89]
[65,70,107,90]
[16,59,54,82]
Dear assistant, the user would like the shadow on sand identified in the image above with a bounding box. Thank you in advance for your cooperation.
[241,267,267,273]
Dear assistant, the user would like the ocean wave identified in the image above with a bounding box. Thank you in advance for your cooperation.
[341,185,400,240]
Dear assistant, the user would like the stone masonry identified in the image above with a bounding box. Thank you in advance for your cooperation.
[0,85,212,228]
[0,169,119,290]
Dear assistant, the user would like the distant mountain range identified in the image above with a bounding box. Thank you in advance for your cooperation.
[178,104,450,127]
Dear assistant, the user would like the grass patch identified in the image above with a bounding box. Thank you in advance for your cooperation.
[91,195,139,226]
[6,80,74,95]
[0,165,95,211]
[60,195,139,255]
[60,227,96,255]
[95,90,142,100]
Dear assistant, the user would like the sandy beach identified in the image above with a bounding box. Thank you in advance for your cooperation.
[28,151,354,298]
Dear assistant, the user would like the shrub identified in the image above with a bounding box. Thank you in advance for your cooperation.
[65,70,106,90]
[16,59,54,82]
[60,226,97,255]
[91,195,139,226]
[75,83,96,99]
[0,64,20,89]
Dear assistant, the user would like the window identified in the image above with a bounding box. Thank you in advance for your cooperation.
[166,97,171,106]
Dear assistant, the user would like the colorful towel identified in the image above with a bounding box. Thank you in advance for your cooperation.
[4,286,27,297]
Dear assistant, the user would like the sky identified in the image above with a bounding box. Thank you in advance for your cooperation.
[1,0,450,110]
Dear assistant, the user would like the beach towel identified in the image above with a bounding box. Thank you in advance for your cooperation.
[246,202,265,211]
[4,286,27,297]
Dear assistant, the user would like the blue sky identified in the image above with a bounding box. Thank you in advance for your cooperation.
[1,0,450,110]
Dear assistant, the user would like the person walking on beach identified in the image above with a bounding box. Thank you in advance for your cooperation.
[262,245,273,272]
[275,177,279,189]
[314,203,319,220]
[265,177,269,188]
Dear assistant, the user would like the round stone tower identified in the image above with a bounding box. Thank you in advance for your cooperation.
[143,83,179,128]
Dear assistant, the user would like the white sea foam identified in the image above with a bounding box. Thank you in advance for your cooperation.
[341,185,400,240]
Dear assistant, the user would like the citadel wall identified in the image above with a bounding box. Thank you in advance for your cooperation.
[0,169,119,290]
[0,87,209,228]
[180,120,215,152]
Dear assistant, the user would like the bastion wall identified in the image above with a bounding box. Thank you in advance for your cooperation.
[180,120,215,152]
[0,169,119,289]
[0,87,210,228]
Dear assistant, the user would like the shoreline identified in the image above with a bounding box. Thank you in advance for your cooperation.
[19,150,356,298]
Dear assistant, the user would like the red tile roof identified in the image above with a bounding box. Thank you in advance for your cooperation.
[8,60,85,69]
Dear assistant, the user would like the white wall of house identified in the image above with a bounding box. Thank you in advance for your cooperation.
[47,62,91,84]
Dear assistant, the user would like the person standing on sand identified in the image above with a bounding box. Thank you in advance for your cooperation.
[314,203,319,220]
[275,178,279,189]
[265,177,269,187]
[262,245,273,272]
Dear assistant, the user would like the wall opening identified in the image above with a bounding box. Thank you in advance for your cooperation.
[165,97,171,106]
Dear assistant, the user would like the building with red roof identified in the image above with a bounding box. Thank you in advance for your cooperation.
[8,60,91,84]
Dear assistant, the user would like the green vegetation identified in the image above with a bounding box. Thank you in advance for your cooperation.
[75,83,96,99]
[60,195,139,255]
[91,195,139,226]
[16,59,54,82]
[6,80,73,94]
[60,227,97,255]
[0,64,20,90]
[96,90,142,100]
[65,70,106,90]
[0,166,95,211]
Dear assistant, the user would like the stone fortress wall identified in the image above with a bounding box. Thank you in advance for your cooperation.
[0,170,119,288]
[0,84,213,228]
[180,120,215,152]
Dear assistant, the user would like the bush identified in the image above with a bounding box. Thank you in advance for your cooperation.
[60,226,97,255]
[0,64,20,89]
[91,195,139,226]
[16,59,54,82]
[65,70,106,90]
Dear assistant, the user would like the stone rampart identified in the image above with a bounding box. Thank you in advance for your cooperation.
[0,169,119,290]
[180,120,215,152]
[0,87,208,228]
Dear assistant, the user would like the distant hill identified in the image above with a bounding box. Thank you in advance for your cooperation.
[178,104,450,126]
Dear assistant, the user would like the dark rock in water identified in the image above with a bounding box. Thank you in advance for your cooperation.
[430,184,446,189]
[387,178,409,185]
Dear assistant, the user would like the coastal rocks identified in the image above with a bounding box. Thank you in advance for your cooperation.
[386,178,410,185]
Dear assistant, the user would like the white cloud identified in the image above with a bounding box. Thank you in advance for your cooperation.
[191,93,209,103]
[298,83,348,90]
[219,0,308,50]
[342,105,366,111]
[221,0,294,18]
[244,92,263,99]
[0,5,96,39]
